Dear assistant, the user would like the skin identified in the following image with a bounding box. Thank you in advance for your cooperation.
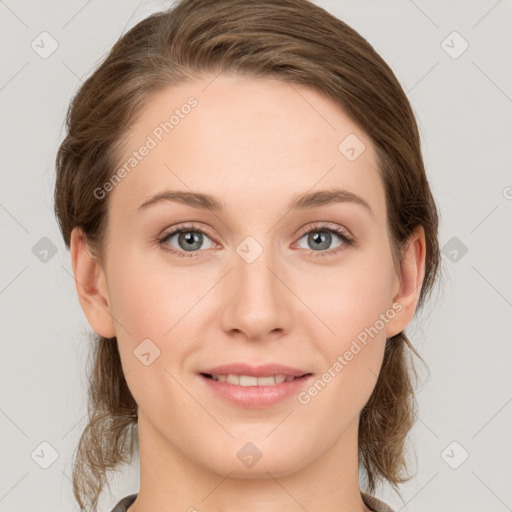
[71,73,425,512]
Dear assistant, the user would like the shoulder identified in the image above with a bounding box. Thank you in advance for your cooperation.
[110,493,138,512]
[361,491,396,512]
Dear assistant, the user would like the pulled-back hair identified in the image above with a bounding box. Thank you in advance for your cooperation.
[54,0,440,509]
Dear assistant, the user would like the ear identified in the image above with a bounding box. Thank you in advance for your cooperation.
[385,225,426,339]
[70,227,116,338]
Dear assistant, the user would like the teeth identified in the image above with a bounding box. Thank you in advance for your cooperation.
[226,374,240,385]
[209,374,299,386]
[240,375,258,386]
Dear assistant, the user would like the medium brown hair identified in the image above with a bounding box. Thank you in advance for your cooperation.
[54,0,440,510]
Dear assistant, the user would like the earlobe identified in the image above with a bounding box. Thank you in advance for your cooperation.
[70,227,116,338]
[385,225,426,339]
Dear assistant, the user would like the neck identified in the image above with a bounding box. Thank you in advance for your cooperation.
[128,413,372,512]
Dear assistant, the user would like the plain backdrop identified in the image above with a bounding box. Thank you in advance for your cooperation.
[1,1,511,511]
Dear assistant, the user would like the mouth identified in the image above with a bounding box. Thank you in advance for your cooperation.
[197,364,315,408]
[199,372,312,386]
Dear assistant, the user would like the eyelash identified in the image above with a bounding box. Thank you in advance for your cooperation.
[156,222,354,259]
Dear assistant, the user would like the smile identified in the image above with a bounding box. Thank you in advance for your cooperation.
[202,373,307,386]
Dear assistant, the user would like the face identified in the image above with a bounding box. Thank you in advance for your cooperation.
[81,73,414,478]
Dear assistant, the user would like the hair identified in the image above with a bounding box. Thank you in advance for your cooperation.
[54,0,441,510]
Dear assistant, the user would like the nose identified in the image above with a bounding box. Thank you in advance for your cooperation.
[219,243,294,342]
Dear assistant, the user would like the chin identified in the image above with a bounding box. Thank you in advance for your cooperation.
[197,446,308,479]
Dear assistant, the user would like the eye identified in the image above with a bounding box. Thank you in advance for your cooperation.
[157,221,354,259]
[294,222,354,257]
[157,223,216,258]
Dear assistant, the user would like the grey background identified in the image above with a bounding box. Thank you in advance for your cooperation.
[1,0,511,511]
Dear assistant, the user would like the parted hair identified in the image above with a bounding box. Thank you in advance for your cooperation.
[54,0,440,510]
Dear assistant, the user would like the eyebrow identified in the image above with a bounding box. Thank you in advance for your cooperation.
[137,188,373,217]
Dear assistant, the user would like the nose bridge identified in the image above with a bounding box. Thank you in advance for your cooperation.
[233,235,280,304]
[219,234,291,339]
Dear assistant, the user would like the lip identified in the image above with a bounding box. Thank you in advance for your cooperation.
[198,363,314,408]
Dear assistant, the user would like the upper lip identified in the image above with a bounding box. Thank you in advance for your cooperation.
[199,363,312,378]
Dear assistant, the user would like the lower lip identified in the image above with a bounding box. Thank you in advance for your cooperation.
[199,374,314,408]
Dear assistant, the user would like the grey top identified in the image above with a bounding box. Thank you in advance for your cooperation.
[111,494,137,512]
[110,491,395,512]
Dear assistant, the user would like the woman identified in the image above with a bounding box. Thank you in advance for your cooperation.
[54,0,440,511]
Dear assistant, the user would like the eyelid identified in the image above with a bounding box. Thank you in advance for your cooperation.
[295,221,353,240]
[159,222,218,241]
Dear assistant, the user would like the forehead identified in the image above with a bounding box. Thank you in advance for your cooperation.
[110,73,385,219]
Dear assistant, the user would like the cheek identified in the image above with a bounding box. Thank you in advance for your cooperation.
[295,252,394,407]
[106,259,197,411]
[297,268,390,416]
[106,252,202,339]
[105,252,211,387]
[297,258,395,343]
